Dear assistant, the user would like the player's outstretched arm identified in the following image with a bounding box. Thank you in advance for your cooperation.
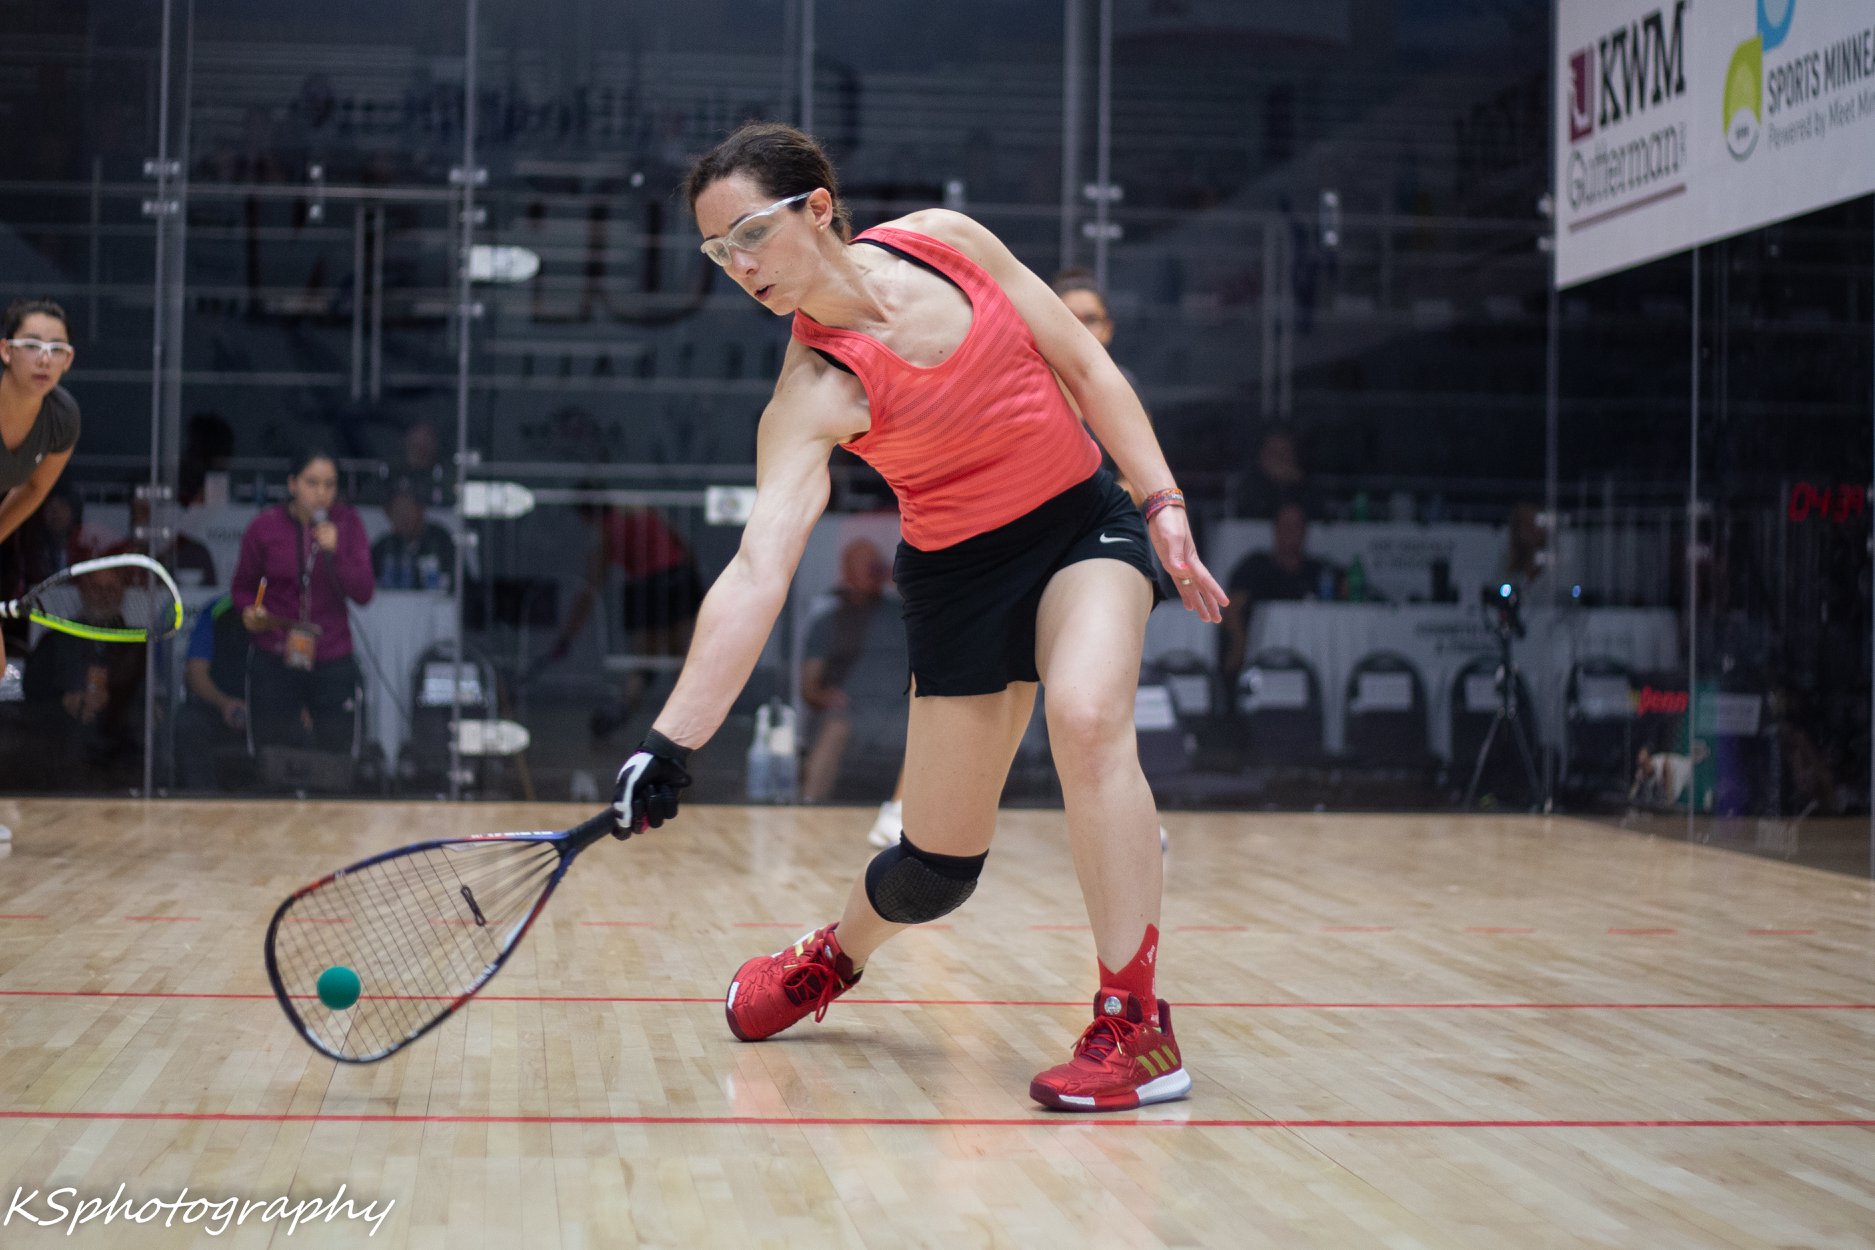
[613,348,864,834]
[647,343,867,753]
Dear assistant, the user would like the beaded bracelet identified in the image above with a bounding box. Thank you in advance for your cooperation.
[1141,488,1186,522]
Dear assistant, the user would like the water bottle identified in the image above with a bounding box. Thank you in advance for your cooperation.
[1346,556,1367,603]
[746,700,799,802]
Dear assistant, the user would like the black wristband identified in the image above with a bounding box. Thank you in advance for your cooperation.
[642,729,692,767]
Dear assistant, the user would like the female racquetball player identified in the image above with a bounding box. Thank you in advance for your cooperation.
[611,122,1227,1112]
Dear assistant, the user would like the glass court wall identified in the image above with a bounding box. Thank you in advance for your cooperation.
[0,1,1867,874]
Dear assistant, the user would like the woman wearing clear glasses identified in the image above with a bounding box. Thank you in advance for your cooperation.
[608,122,1228,1112]
[0,298,81,672]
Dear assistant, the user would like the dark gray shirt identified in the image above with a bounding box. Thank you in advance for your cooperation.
[0,386,81,494]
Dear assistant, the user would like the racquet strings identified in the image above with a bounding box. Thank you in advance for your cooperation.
[271,838,566,1061]
[33,564,182,636]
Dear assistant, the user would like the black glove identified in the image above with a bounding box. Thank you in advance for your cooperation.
[612,729,693,837]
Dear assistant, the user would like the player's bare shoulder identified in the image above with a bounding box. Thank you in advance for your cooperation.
[878,208,999,260]
[766,337,870,446]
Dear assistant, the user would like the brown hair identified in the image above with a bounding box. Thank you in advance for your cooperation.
[683,121,852,242]
[4,298,69,340]
[1050,267,1104,299]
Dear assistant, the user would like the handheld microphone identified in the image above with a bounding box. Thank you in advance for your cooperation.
[308,506,332,575]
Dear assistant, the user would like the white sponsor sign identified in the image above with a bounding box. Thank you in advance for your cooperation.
[1555,0,1875,288]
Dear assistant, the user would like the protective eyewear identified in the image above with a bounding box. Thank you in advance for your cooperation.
[699,192,812,267]
[5,338,74,362]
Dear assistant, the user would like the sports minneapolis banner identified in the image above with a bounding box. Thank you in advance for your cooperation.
[1554,0,1875,288]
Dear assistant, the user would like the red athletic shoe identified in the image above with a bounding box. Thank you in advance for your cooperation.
[725,924,861,1042]
[1029,988,1190,1112]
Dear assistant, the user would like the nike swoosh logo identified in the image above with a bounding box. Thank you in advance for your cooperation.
[1098,533,1129,545]
[614,752,651,825]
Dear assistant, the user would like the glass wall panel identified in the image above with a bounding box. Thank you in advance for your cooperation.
[1552,254,1695,830]
[467,2,792,805]
[157,1,473,796]
[1554,200,1873,879]
[1103,1,1554,811]
[1687,204,1873,875]
[0,1,166,794]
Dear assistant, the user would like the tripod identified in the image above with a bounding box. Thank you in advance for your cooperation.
[1461,621,1547,811]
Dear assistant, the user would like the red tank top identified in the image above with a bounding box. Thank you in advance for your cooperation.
[790,226,1101,550]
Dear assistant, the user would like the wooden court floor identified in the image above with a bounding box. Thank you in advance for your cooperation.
[1,797,1872,1250]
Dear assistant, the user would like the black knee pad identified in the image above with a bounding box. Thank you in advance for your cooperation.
[865,833,987,925]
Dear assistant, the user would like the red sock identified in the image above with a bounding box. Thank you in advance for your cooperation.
[1098,923,1160,1010]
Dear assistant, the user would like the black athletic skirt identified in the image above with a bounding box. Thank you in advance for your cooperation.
[894,468,1162,697]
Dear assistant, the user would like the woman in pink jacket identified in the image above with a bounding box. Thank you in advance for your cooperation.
[229,450,375,753]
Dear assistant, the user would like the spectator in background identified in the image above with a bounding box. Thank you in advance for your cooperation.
[1052,268,1145,504]
[383,418,451,507]
[1234,429,1316,520]
[371,484,456,590]
[14,482,102,587]
[230,449,375,755]
[115,496,217,587]
[553,496,704,737]
[21,563,146,778]
[1498,501,1550,593]
[799,539,909,803]
[1220,501,1339,682]
[1051,268,1134,387]
[172,593,254,790]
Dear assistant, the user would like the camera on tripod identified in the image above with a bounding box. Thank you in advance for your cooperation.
[1481,580,1525,639]
[1463,579,1545,810]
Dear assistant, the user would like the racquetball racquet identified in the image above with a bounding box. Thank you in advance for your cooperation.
[264,809,617,1063]
[0,553,184,643]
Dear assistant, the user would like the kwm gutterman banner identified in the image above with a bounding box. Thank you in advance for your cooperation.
[1554,0,1875,288]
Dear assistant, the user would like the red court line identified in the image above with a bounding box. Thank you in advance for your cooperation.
[1029,924,1090,931]
[1177,925,1250,932]
[1322,926,1394,933]
[1749,929,1815,936]
[733,922,806,929]
[1467,927,1536,934]
[123,916,199,922]
[0,914,48,921]
[1608,928,1678,935]
[0,1109,1869,1130]
[2,989,1871,1010]
[581,921,658,928]
[283,917,351,925]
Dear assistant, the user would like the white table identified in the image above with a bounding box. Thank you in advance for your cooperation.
[349,590,458,766]
[1243,602,1682,759]
[1208,519,1506,606]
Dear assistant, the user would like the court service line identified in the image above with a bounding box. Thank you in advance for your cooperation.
[0,916,1846,940]
[0,1110,1870,1130]
[2,989,1871,1010]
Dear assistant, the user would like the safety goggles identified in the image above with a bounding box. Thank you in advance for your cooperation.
[5,338,74,362]
[699,192,812,267]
